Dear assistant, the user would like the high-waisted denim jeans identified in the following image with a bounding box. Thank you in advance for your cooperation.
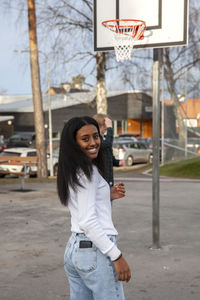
[64,233,125,300]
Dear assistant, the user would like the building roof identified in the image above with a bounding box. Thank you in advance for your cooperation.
[0,93,95,113]
[0,90,148,113]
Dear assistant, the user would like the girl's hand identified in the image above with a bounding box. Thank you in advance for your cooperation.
[110,182,125,201]
[113,255,131,282]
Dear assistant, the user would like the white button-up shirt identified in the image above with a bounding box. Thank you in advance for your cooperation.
[68,165,121,261]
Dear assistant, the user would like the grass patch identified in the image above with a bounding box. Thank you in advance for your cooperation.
[160,157,200,179]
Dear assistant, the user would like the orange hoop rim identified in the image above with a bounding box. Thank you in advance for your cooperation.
[102,19,146,40]
[102,19,146,31]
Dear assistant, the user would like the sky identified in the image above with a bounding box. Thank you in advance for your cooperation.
[0,11,32,95]
[0,3,153,96]
[0,5,97,96]
[0,2,150,97]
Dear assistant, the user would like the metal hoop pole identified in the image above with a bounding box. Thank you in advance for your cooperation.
[152,48,161,249]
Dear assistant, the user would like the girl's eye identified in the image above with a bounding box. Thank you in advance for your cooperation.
[82,138,89,142]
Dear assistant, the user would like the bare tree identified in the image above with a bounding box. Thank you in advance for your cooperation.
[114,0,200,148]
[1,0,48,177]
[38,0,108,113]
[96,52,107,113]
[27,0,47,178]
[5,0,199,149]
[37,0,155,114]
[162,0,200,146]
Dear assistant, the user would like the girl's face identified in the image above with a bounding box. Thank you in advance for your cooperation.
[76,124,101,160]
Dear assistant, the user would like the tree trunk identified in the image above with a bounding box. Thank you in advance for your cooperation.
[27,0,47,178]
[164,48,186,148]
[96,52,107,114]
[171,93,186,147]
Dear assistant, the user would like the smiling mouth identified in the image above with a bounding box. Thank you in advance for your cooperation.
[87,147,98,153]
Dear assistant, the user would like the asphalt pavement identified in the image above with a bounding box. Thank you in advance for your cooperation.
[0,172,200,300]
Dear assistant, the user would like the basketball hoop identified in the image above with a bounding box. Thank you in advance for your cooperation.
[102,19,146,62]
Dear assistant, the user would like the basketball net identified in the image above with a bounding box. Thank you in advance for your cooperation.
[102,19,146,62]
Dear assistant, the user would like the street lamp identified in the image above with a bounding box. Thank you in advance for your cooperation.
[14,49,54,176]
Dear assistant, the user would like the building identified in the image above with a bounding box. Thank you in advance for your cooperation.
[0,91,152,138]
[164,98,200,137]
[0,116,14,138]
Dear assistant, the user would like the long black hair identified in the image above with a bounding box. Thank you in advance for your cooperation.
[57,116,105,206]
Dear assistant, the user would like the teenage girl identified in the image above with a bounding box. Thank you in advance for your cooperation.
[57,116,131,300]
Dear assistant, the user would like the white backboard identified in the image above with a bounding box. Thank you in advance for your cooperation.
[94,0,189,51]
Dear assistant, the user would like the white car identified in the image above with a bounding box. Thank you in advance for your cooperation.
[0,148,37,177]
[0,147,59,177]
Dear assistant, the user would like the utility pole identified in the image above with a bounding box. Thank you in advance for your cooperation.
[27,0,47,178]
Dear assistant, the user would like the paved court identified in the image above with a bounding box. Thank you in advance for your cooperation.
[0,176,200,300]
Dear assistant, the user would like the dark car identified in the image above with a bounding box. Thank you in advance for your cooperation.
[7,132,36,148]
[118,133,139,139]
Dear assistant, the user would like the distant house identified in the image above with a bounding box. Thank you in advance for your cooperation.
[0,91,153,138]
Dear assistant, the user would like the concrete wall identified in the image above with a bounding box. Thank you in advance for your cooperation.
[107,94,127,120]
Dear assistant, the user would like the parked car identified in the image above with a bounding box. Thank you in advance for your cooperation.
[0,135,7,153]
[139,138,171,161]
[137,137,153,148]
[7,132,36,148]
[0,148,37,177]
[113,140,152,166]
[0,147,59,177]
[118,133,139,140]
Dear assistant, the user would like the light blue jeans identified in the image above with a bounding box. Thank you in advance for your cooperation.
[64,233,125,300]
